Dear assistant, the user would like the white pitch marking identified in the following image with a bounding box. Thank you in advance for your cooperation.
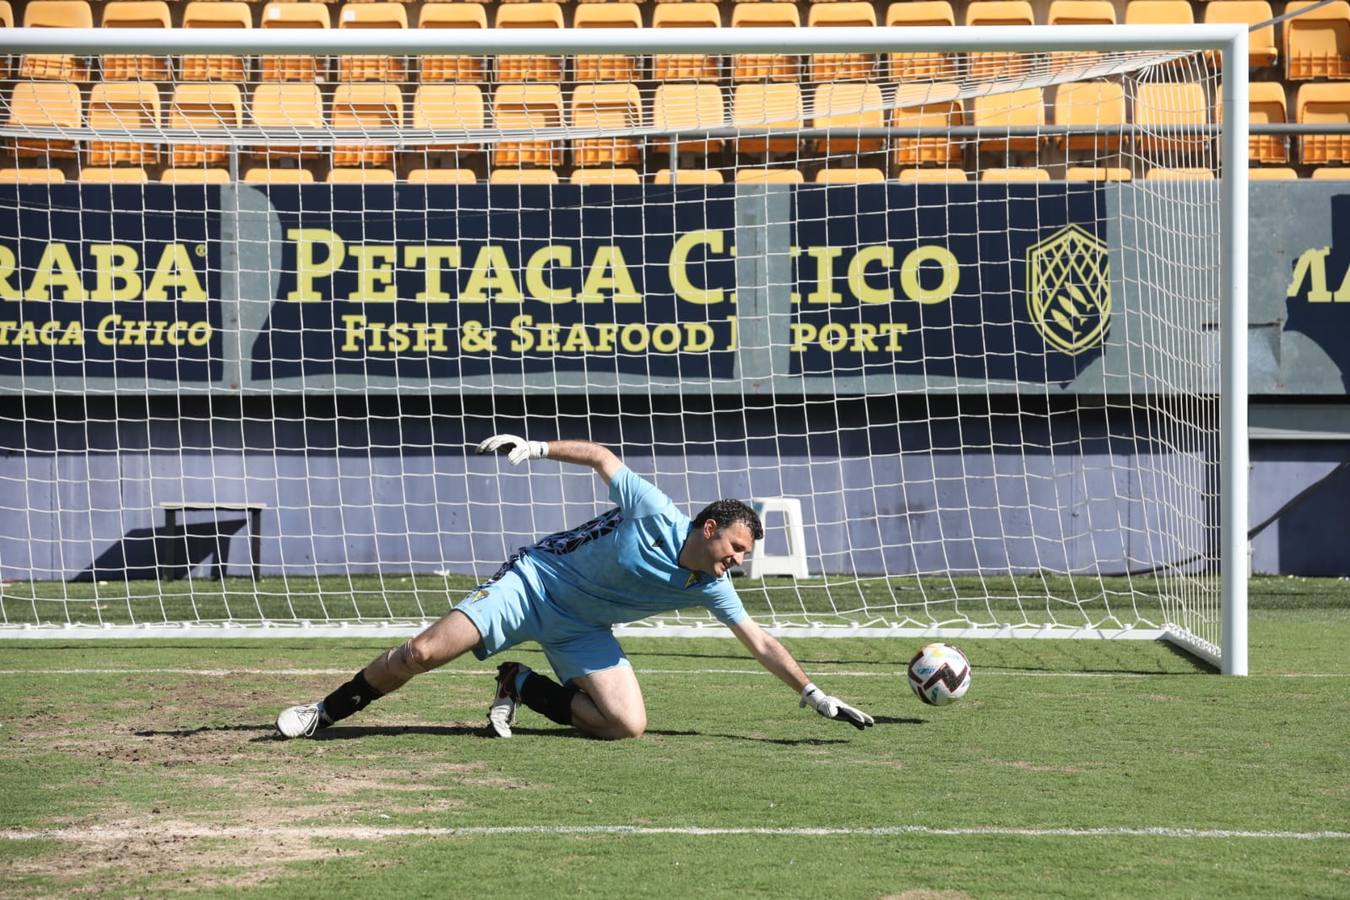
[0,824,1346,842]
[0,667,1345,678]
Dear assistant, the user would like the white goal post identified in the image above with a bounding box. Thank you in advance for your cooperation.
[0,25,1248,674]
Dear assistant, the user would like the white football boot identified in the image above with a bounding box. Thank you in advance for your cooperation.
[487,662,521,738]
[275,702,325,739]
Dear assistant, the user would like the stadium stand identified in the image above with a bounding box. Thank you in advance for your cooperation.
[337,2,409,83]
[730,2,799,83]
[965,1,1035,80]
[574,2,642,84]
[101,1,172,82]
[1284,0,1350,80]
[806,2,876,83]
[20,0,94,81]
[892,83,964,169]
[733,83,803,155]
[181,2,252,84]
[652,3,721,84]
[886,2,957,82]
[416,4,488,84]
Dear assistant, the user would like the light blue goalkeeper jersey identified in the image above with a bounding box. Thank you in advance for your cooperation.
[501,466,747,629]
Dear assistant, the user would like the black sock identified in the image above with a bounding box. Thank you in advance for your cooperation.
[519,672,580,726]
[320,671,384,725]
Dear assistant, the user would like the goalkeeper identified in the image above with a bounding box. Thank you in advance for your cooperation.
[276,436,873,740]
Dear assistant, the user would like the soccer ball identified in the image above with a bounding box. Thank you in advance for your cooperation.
[906,642,972,706]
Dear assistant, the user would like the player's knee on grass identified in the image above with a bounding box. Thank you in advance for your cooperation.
[603,708,646,741]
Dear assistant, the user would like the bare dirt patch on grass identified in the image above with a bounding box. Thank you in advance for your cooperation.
[2,674,525,891]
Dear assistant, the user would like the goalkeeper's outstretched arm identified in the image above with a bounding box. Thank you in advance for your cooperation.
[729,617,875,731]
[476,434,623,484]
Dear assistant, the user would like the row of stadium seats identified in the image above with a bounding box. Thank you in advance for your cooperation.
[12,164,1340,184]
[10,78,1348,167]
[0,0,1340,82]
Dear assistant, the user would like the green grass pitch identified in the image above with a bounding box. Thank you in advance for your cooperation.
[0,577,1347,897]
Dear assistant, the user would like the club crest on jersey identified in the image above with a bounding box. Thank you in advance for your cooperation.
[684,572,701,589]
[1026,224,1111,356]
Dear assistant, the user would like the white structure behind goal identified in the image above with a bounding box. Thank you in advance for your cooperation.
[0,26,1248,674]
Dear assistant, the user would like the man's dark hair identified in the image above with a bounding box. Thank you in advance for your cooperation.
[692,499,764,540]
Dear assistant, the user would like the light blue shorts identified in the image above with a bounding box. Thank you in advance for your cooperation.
[454,566,630,685]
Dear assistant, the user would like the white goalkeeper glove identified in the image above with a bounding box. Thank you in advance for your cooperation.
[800,683,874,731]
[476,434,550,466]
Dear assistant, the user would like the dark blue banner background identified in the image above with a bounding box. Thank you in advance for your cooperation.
[0,185,222,382]
[791,183,1109,383]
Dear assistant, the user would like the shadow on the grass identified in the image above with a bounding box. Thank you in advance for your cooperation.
[137,714,925,746]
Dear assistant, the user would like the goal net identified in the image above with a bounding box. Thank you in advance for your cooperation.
[0,26,1248,671]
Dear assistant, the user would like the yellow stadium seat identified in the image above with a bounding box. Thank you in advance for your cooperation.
[1285,1,1350,80]
[652,3,721,83]
[162,168,232,184]
[328,167,396,183]
[251,83,325,159]
[9,81,81,159]
[733,83,802,155]
[406,168,479,184]
[735,169,803,184]
[1145,167,1215,180]
[1065,166,1133,181]
[965,2,1035,80]
[1205,2,1278,70]
[1297,84,1350,164]
[493,84,564,167]
[413,84,485,153]
[570,168,641,185]
[1248,167,1298,180]
[1311,167,1350,179]
[181,2,252,83]
[730,3,799,83]
[814,167,885,183]
[973,87,1045,154]
[886,2,956,82]
[101,1,172,81]
[652,169,725,185]
[807,2,876,82]
[811,83,885,154]
[575,3,643,83]
[337,3,408,83]
[169,83,244,167]
[0,3,11,79]
[571,83,642,167]
[1134,82,1209,152]
[1053,81,1125,151]
[243,167,315,183]
[1048,1,1115,26]
[495,4,564,84]
[20,1,93,81]
[87,81,161,167]
[653,84,726,156]
[1124,0,1193,25]
[417,4,487,84]
[332,83,404,167]
[0,168,67,184]
[1240,82,1289,164]
[79,167,149,184]
[981,167,1050,182]
[1046,1,1115,74]
[898,168,968,183]
[260,2,331,83]
[892,83,964,168]
[489,168,560,185]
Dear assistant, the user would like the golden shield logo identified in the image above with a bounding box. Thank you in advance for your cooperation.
[1026,225,1111,355]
